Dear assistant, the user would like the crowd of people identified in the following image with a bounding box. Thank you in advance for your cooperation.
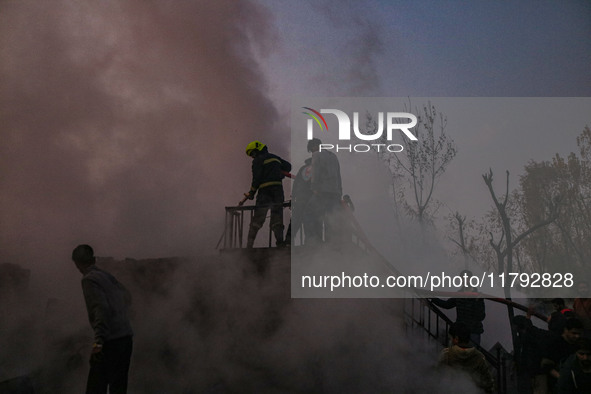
[434,280,591,393]
[512,286,591,393]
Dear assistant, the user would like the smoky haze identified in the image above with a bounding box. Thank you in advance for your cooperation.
[0,0,288,281]
[1,2,494,393]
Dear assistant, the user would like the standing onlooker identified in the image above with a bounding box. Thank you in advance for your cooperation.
[513,315,553,394]
[542,317,584,392]
[573,280,591,337]
[72,244,133,394]
[556,337,591,393]
[548,298,574,336]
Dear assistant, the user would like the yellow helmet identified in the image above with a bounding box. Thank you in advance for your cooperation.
[245,140,266,157]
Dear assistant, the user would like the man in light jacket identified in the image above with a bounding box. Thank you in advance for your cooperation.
[72,244,133,394]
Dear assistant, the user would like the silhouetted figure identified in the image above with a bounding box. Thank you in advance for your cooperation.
[72,244,133,394]
[431,270,486,345]
[286,156,312,245]
[556,337,591,393]
[243,141,291,248]
[548,298,574,336]
[513,315,553,394]
[303,138,342,245]
[573,280,591,337]
[542,317,584,392]
[438,321,495,394]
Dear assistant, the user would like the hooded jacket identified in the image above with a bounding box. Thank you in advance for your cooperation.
[439,345,495,393]
[556,353,591,393]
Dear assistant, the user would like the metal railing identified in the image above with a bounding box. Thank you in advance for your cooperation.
[217,199,362,250]
[217,197,548,394]
[218,199,511,392]
[403,297,508,393]
[403,296,547,394]
[218,201,291,249]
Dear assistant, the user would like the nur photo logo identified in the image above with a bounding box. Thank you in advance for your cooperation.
[302,107,418,153]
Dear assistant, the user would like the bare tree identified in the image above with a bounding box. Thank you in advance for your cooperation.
[482,169,560,354]
[448,211,477,269]
[366,102,457,227]
[483,169,560,298]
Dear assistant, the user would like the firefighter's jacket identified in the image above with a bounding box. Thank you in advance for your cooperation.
[250,150,291,196]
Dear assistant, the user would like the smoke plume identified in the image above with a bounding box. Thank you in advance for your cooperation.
[0,0,286,275]
[1,2,488,392]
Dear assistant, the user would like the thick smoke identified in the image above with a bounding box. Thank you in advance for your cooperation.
[23,254,485,393]
[0,0,285,275]
[1,1,488,392]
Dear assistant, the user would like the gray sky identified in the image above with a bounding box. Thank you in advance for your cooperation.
[264,0,591,230]
[260,0,591,99]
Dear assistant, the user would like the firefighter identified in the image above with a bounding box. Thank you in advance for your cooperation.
[242,141,291,248]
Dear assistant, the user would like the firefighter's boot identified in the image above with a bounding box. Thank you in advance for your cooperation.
[273,225,285,247]
[246,227,258,248]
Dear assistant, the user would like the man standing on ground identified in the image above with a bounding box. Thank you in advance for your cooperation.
[72,244,133,394]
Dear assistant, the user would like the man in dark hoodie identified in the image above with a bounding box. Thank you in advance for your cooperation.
[438,321,495,394]
[513,315,553,393]
[556,337,591,393]
[543,317,584,391]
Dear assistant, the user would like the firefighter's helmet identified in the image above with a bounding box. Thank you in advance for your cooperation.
[245,141,266,157]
